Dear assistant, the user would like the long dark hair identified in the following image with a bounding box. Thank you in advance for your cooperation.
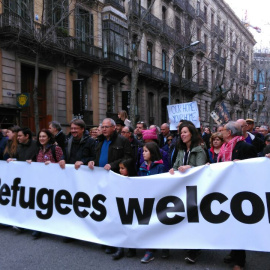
[144,142,162,161]
[178,124,202,150]
[37,129,55,147]
[119,158,137,176]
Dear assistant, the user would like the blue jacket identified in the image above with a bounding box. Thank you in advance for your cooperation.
[138,160,165,176]
[137,147,169,172]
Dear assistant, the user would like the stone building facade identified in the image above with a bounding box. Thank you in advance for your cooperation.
[0,0,256,132]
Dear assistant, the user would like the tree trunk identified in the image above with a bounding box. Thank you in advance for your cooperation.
[33,53,40,134]
[129,60,139,127]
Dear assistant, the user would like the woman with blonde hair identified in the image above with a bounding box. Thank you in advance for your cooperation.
[3,126,20,160]
[118,110,131,127]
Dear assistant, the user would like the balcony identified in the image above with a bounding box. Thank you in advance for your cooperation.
[240,72,249,85]
[218,30,225,41]
[230,41,236,51]
[138,61,181,86]
[104,0,125,12]
[173,0,186,11]
[196,42,206,55]
[0,13,103,63]
[211,53,225,66]
[186,2,196,18]
[181,78,201,95]
[199,79,208,92]
[129,0,186,46]
[211,24,219,36]
[196,10,206,24]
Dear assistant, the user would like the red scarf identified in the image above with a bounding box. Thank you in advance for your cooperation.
[217,136,245,162]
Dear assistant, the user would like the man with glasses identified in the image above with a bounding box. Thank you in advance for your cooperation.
[88,118,133,257]
[121,126,142,163]
[59,119,96,170]
[88,118,133,172]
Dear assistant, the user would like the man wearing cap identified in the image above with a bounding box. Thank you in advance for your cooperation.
[241,119,264,154]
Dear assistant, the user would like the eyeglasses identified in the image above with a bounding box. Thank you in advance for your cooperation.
[167,139,172,142]
[101,125,113,129]
[137,121,145,124]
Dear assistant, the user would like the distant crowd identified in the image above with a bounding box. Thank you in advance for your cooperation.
[1,110,269,270]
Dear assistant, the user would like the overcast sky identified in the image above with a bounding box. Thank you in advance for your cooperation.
[224,0,270,50]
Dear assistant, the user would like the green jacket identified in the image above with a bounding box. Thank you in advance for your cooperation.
[173,145,207,170]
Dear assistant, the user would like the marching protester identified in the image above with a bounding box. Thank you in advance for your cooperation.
[27,129,63,239]
[0,128,8,160]
[111,158,137,260]
[59,119,96,170]
[138,142,166,263]
[169,123,207,264]
[236,119,264,155]
[208,132,224,163]
[134,121,147,143]
[158,123,170,148]
[48,121,66,154]
[88,118,133,255]
[218,121,257,270]
[120,126,142,166]
[137,128,169,172]
[2,126,20,160]
[115,118,125,134]
[14,128,39,162]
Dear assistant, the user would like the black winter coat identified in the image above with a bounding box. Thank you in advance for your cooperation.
[95,131,133,173]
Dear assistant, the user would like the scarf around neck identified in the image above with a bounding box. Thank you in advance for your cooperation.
[217,136,245,162]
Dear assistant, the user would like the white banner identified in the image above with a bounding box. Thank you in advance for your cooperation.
[167,101,200,130]
[0,158,270,251]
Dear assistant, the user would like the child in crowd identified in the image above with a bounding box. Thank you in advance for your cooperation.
[138,142,166,263]
[110,159,137,260]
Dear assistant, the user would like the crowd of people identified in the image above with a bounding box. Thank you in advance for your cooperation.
[1,112,270,270]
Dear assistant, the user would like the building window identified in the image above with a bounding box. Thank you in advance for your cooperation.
[162,50,166,78]
[107,84,115,113]
[76,8,94,50]
[162,6,167,23]
[175,17,181,32]
[147,42,153,65]
[204,6,207,24]
[196,0,200,16]
[148,92,154,124]
[102,21,128,61]
[4,0,34,20]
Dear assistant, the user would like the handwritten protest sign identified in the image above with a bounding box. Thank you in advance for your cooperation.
[167,101,200,130]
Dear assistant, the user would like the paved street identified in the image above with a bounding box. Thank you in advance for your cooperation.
[0,227,269,270]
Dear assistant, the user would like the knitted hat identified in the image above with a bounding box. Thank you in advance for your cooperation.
[142,128,158,141]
